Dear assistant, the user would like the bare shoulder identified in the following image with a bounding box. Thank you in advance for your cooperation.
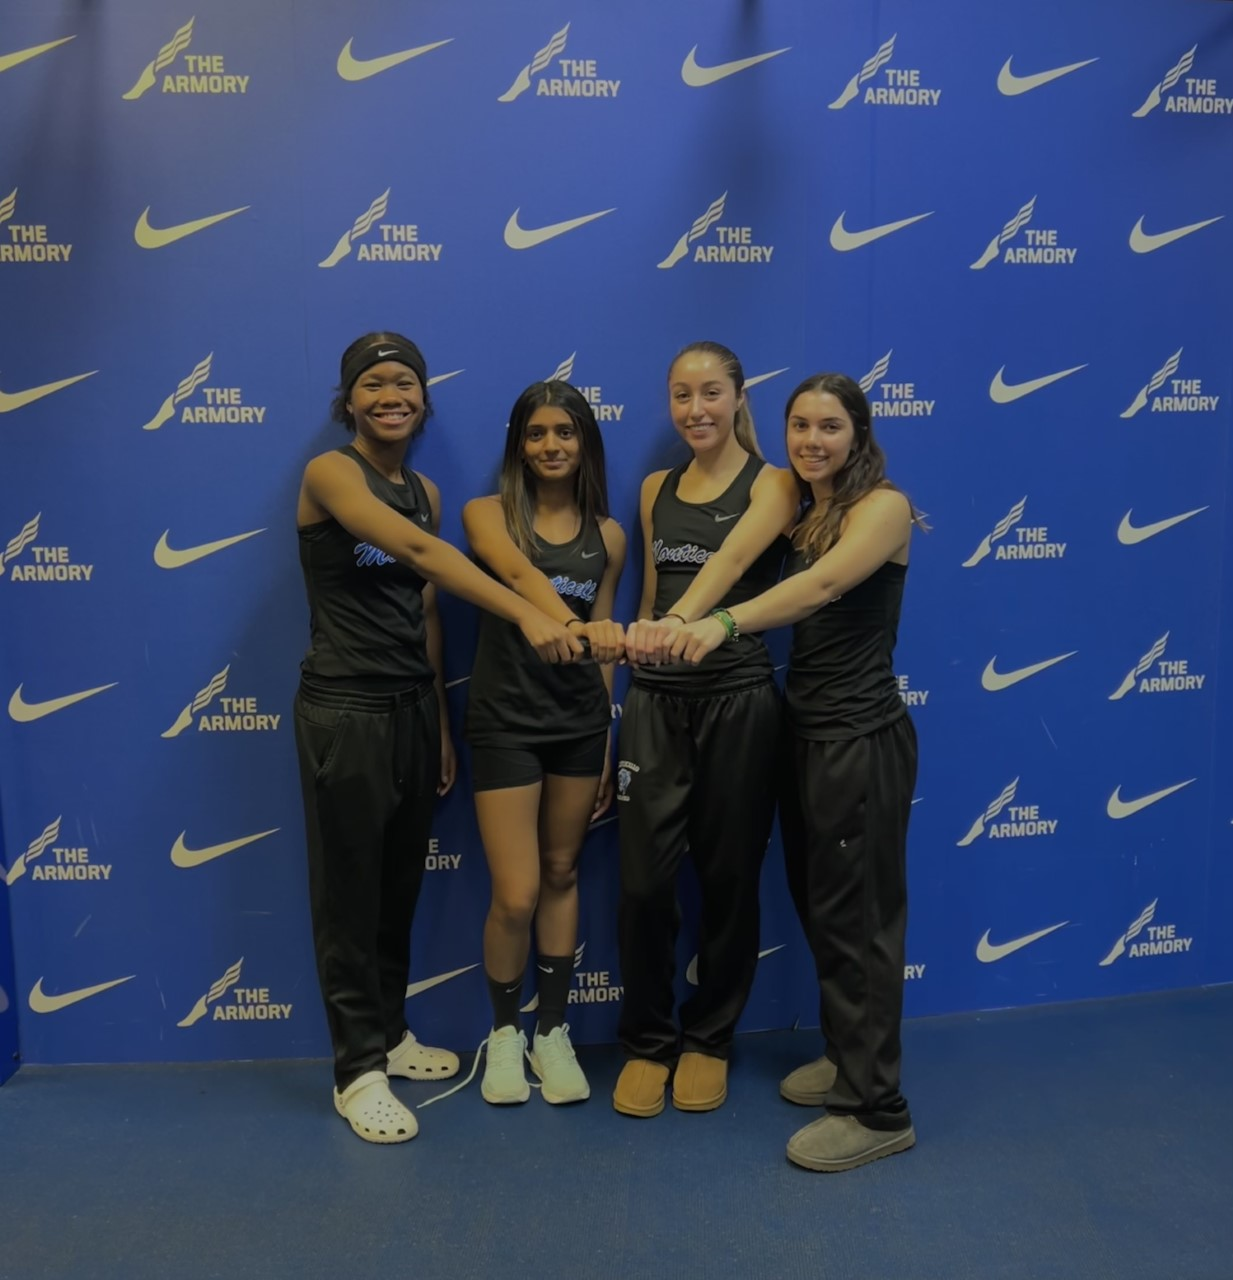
[640,469,669,505]
[752,462,797,497]
[461,493,501,529]
[856,485,912,521]
[303,447,360,490]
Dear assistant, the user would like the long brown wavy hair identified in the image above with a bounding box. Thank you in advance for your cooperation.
[786,373,927,562]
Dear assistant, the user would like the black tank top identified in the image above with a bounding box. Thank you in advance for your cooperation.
[465,517,610,745]
[298,445,434,689]
[786,552,907,739]
[635,453,787,692]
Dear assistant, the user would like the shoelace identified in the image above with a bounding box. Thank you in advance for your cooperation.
[417,1032,539,1109]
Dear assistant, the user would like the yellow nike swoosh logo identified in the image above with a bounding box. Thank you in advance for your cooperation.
[134,205,249,249]
[0,36,75,75]
[154,528,265,568]
[171,828,280,868]
[0,370,97,413]
[989,364,1087,403]
[1106,780,1194,820]
[405,963,479,998]
[981,652,1076,691]
[1117,506,1208,545]
[681,45,790,87]
[996,56,1098,96]
[1129,215,1223,254]
[337,37,453,81]
[976,923,1067,963]
[829,211,933,251]
[503,207,616,250]
[29,974,134,1013]
[9,681,117,722]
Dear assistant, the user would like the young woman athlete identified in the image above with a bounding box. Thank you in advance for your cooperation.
[669,373,925,1172]
[612,341,798,1119]
[294,334,581,1144]
[462,380,625,1107]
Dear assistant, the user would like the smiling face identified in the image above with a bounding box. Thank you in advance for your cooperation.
[521,404,582,482]
[786,390,856,497]
[668,350,744,456]
[346,361,425,444]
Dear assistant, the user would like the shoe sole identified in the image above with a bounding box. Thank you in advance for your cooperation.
[612,1091,665,1117]
[528,1055,591,1105]
[671,1087,727,1113]
[779,1082,830,1106]
[787,1125,916,1172]
[481,1083,530,1105]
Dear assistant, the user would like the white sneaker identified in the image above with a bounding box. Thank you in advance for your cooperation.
[481,1026,530,1105]
[530,1024,590,1104]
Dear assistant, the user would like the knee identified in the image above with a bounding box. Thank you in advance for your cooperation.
[539,854,578,896]
[488,890,538,934]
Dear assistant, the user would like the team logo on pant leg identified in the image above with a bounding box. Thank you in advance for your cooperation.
[4,816,113,884]
[859,351,935,418]
[140,353,268,430]
[0,188,73,263]
[1133,45,1231,116]
[319,190,445,265]
[970,197,1077,269]
[658,193,775,268]
[957,778,1058,845]
[963,498,1067,566]
[1098,901,1193,964]
[122,18,250,99]
[829,35,940,109]
[1120,349,1218,417]
[616,761,638,802]
[499,24,620,102]
[1,514,95,582]
[1109,632,1207,700]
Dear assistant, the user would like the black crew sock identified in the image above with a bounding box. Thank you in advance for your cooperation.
[534,954,574,1036]
[486,969,525,1031]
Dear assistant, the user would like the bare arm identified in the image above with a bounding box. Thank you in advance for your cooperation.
[420,476,455,794]
[589,518,627,819]
[301,453,581,662]
[669,488,913,664]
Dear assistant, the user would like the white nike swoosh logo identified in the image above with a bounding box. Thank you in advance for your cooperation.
[580,550,600,558]
[426,369,463,386]
[981,652,1076,691]
[0,36,76,75]
[336,37,453,82]
[29,974,134,1013]
[0,370,97,413]
[686,944,783,985]
[744,368,789,388]
[989,364,1087,403]
[134,206,249,249]
[1117,506,1208,545]
[1106,780,1194,820]
[171,829,280,868]
[681,45,790,87]
[377,348,399,358]
[976,923,1067,963]
[715,513,740,523]
[503,207,615,250]
[9,682,117,722]
[1129,215,1223,254]
[829,211,933,252]
[997,56,1098,96]
[154,528,265,568]
[405,963,479,998]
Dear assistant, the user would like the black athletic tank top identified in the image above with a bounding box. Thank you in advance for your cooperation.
[465,517,610,746]
[634,453,787,692]
[298,444,434,689]
[785,552,907,740]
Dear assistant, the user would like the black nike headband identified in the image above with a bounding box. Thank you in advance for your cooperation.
[341,339,428,396]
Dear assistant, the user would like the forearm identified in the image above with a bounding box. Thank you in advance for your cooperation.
[404,537,536,625]
[500,563,578,626]
[726,568,835,635]
[667,553,749,623]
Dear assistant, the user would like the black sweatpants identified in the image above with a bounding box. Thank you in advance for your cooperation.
[616,676,781,1063]
[293,678,440,1091]
[778,713,917,1131]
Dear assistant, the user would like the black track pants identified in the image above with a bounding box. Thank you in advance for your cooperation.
[293,679,440,1091]
[779,713,917,1130]
[616,677,782,1063]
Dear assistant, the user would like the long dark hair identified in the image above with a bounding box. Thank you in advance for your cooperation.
[329,331,433,435]
[500,381,609,556]
[786,373,927,561]
[670,340,762,459]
